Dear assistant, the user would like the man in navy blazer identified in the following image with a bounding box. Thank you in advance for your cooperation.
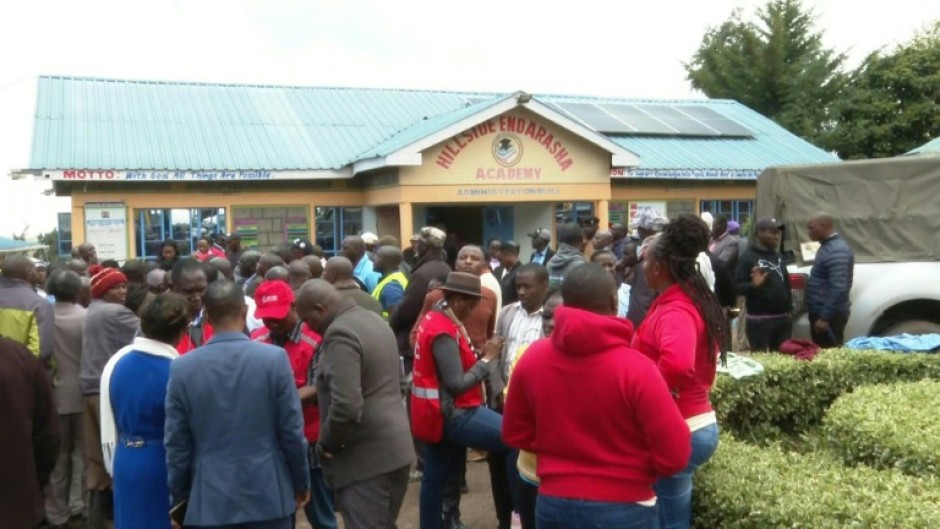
[165,281,310,529]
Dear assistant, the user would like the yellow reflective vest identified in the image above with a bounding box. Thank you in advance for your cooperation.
[372,271,409,320]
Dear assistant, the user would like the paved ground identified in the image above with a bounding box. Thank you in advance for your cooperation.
[297,460,497,529]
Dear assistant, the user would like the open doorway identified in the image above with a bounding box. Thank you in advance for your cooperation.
[426,206,484,247]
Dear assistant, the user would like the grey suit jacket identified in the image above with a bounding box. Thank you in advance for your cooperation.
[317,301,414,490]
[165,332,309,526]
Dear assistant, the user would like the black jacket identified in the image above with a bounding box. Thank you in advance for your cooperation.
[388,251,451,357]
[495,261,521,306]
[735,242,792,316]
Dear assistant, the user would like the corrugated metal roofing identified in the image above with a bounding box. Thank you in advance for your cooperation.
[907,137,940,155]
[29,76,837,176]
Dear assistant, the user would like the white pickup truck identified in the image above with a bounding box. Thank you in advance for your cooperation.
[756,156,940,341]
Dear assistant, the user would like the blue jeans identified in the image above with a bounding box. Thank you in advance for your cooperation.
[303,463,338,529]
[654,423,719,529]
[536,494,657,529]
[420,407,512,529]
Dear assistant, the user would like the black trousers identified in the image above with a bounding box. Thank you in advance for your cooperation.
[442,451,465,524]
[809,313,849,348]
[516,478,538,529]
[486,450,515,529]
[745,315,793,352]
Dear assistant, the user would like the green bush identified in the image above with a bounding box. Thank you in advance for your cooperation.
[714,349,940,442]
[823,380,940,477]
[694,435,940,528]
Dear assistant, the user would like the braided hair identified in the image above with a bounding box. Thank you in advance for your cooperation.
[648,214,726,364]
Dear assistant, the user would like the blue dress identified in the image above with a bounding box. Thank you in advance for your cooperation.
[110,351,173,529]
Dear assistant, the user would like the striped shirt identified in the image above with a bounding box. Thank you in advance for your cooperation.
[498,302,544,377]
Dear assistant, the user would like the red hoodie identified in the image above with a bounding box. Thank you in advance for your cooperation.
[631,284,716,419]
[502,306,691,503]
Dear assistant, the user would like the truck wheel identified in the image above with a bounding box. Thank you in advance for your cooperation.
[882,320,940,336]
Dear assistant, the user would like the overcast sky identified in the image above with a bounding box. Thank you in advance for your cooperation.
[1,0,936,237]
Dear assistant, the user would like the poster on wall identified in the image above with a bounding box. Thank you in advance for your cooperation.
[628,201,667,228]
[609,202,627,224]
[85,202,128,262]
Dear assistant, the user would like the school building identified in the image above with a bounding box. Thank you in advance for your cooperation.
[24,76,836,261]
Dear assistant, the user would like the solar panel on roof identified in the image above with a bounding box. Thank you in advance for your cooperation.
[554,102,635,133]
[599,104,677,135]
[635,105,717,136]
[673,105,753,137]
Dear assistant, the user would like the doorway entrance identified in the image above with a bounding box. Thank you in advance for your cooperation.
[425,206,514,246]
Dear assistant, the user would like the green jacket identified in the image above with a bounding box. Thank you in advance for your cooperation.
[0,277,54,361]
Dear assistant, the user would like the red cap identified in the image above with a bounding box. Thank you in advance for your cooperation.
[254,280,294,320]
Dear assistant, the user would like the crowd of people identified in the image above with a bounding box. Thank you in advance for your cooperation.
[0,210,855,529]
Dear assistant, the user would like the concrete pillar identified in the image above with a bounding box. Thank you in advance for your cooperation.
[399,202,413,246]
[596,199,610,227]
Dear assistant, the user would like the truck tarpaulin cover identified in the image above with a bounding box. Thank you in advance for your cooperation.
[755,155,940,265]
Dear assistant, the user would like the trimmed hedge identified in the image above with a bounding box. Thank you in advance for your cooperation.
[823,380,940,477]
[694,435,940,528]
[714,349,940,442]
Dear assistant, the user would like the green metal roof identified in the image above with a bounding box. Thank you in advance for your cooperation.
[907,137,940,155]
[29,76,837,178]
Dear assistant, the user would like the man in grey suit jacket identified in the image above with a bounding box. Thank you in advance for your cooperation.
[298,280,414,529]
[165,281,310,529]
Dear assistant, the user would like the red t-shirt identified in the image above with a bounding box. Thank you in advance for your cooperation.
[251,322,322,442]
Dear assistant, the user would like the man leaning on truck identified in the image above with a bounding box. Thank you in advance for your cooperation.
[806,213,855,348]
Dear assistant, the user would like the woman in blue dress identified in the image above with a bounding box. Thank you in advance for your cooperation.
[99,293,190,529]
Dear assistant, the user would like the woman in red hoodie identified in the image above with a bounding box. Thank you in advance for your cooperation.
[631,214,726,529]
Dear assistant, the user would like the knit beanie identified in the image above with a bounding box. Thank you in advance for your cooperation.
[91,267,128,299]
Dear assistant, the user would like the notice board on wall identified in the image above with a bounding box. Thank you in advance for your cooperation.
[84,202,128,262]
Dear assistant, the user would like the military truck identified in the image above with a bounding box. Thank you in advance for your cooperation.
[755,155,940,340]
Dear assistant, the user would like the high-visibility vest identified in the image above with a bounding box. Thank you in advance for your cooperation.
[372,271,409,320]
[410,309,483,443]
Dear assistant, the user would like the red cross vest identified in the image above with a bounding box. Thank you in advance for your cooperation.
[411,307,483,443]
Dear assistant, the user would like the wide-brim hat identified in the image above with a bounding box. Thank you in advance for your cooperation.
[440,272,482,298]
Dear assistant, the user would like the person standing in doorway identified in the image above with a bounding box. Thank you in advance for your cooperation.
[735,218,792,352]
[487,239,503,276]
[495,241,522,307]
[806,213,855,347]
[527,228,554,266]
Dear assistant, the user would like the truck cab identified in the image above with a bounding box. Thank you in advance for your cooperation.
[756,156,940,341]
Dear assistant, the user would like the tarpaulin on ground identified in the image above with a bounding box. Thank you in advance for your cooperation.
[845,334,940,353]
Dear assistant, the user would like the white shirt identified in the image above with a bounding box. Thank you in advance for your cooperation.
[500,303,544,377]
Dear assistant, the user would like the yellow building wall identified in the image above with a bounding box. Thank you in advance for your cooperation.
[69,188,366,251]
[401,109,611,190]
